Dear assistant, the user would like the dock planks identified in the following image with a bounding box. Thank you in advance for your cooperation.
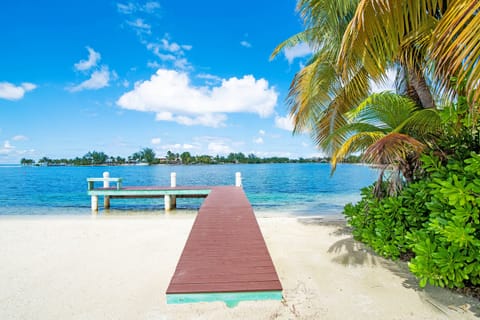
[166,186,282,306]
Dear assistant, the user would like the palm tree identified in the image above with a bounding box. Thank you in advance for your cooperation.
[271,0,370,155]
[328,92,441,195]
[338,0,480,106]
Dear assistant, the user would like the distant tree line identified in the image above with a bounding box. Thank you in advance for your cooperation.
[20,148,362,166]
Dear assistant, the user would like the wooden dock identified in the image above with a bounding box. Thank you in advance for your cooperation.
[166,186,282,307]
[87,172,213,211]
[87,172,282,306]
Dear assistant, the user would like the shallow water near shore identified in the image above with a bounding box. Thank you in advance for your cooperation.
[0,163,377,216]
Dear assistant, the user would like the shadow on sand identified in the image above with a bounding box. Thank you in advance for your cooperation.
[298,217,480,318]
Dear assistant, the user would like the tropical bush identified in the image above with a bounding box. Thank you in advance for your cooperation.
[344,150,480,289]
[408,152,480,288]
[344,178,430,260]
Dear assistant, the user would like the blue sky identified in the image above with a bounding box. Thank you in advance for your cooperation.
[0,0,321,163]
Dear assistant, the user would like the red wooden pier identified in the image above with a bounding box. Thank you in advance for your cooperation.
[166,186,283,307]
[87,172,282,306]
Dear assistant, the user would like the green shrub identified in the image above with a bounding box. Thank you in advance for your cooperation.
[344,180,430,260]
[408,153,480,288]
[344,152,480,289]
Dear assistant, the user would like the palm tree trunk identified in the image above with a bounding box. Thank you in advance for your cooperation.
[407,68,436,109]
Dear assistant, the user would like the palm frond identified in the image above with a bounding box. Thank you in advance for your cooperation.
[430,0,480,103]
[331,131,384,171]
[362,132,425,165]
[287,54,336,133]
[403,108,442,140]
[348,92,418,131]
[270,28,321,60]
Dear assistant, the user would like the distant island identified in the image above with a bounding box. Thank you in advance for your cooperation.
[20,148,361,166]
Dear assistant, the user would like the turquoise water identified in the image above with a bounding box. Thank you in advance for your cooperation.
[0,163,377,216]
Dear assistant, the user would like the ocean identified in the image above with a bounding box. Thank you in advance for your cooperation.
[0,163,377,216]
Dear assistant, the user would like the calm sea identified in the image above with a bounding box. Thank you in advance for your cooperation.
[0,163,377,216]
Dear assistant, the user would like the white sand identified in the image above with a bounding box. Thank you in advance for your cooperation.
[0,214,478,320]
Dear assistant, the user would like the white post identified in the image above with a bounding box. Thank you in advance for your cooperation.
[235,172,242,187]
[91,195,98,211]
[103,171,110,209]
[103,172,110,188]
[170,172,177,187]
[166,172,176,210]
[165,195,172,211]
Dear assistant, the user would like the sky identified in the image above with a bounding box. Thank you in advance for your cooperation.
[0,1,391,164]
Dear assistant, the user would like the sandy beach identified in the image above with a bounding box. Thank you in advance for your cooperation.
[0,214,478,320]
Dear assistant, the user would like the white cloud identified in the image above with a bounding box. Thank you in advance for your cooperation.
[174,58,191,70]
[208,142,232,155]
[284,43,312,64]
[117,69,278,127]
[144,1,161,13]
[12,135,28,141]
[0,82,36,101]
[69,66,111,92]
[160,143,199,151]
[161,38,181,52]
[146,37,192,70]
[147,61,161,68]
[74,47,101,71]
[156,113,227,128]
[151,137,161,144]
[146,40,191,70]
[197,73,222,82]
[275,114,295,131]
[240,40,251,48]
[253,137,264,144]
[3,140,13,150]
[117,1,160,14]
[259,130,266,135]
[117,2,136,14]
[127,18,151,34]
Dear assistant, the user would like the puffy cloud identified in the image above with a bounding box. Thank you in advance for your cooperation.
[3,140,13,150]
[0,82,36,101]
[275,114,295,131]
[283,43,312,64]
[74,47,101,71]
[208,142,232,155]
[68,66,111,92]
[240,40,251,48]
[12,135,28,141]
[151,137,161,144]
[253,137,264,144]
[259,130,266,135]
[117,69,278,127]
